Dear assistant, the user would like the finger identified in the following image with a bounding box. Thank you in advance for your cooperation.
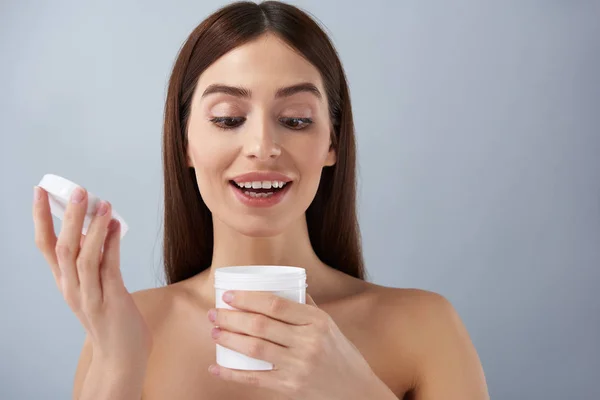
[209,309,295,347]
[33,186,60,286]
[211,327,288,366]
[221,291,316,325]
[208,364,279,391]
[100,219,125,300]
[77,201,112,311]
[55,186,88,309]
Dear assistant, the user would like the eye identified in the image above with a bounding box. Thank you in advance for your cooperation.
[280,117,313,130]
[210,116,246,130]
[209,116,312,131]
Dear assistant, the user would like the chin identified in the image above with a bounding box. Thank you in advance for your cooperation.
[237,226,285,238]
[208,191,310,237]
[222,215,292,238]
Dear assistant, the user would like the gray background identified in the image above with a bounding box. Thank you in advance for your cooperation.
[1,0,599,399]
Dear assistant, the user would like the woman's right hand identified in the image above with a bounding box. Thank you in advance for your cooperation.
[32,185,152,370]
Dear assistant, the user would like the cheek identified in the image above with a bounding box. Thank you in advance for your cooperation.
[289,135,331,174]
[285,135,331,198]
[187,134,235,199]
[189,139,224,169]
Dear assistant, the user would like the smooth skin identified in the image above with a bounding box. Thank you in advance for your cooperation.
[33,187,152,399]
[208,290,395,399]
[33,184,488,399]
[32,32,489,399]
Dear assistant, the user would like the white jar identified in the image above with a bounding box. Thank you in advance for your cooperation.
[214,266,307,371]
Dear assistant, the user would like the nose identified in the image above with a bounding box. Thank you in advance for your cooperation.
[242,119,281,161]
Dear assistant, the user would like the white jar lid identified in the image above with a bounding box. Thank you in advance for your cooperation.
[215,266,306,290]
[37,174,129,239]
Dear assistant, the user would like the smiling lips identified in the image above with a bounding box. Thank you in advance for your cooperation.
[229,171,293,207]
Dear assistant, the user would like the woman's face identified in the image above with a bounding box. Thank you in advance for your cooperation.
[186,33,336,237]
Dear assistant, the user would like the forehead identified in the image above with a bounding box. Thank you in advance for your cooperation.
[196,33,324,94]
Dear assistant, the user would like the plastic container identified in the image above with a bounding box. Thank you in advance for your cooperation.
[214,266,307,371]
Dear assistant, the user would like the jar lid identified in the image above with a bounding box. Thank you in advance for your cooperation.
[215,266,306,289]
[37,173,129,239]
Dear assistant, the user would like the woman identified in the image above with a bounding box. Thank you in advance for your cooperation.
[32,1,489,399]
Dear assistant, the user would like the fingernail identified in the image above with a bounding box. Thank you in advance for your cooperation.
[96,201,108,216]
[208,309,217,323]
[211,327,221,339]
[33,186,41,202]
[108,219,120,232]
[71,187,85,204]
[223,291,234,303]
[208,365,220,376]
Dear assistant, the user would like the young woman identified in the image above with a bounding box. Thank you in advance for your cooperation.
[32,1,489,399]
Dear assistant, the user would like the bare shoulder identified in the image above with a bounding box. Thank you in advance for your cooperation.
[371,285,460,328]
[131,285,171,317]
[360,284,462,352]
[130,282,190,332]
[366,284,490,399]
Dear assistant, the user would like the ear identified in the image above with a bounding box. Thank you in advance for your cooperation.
[324,134,337,167]
[186,148,194,168]
[324,146,336,167]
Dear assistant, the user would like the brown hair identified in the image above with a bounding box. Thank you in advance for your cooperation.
[162,1,365,284]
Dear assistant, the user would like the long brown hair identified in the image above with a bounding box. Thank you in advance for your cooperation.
[162,1,365,284]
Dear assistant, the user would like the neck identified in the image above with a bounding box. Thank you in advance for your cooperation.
[194,214,337,305]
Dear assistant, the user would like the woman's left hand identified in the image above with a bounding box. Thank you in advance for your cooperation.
[207,290,396,400]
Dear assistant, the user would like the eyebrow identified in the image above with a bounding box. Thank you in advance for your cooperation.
[201,82,322,100]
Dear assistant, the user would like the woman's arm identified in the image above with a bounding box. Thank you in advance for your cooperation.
[409,292,489,400]
[73,335,148,400]
[78,356,147,399]
[72,335,92,399]
[73,287,158,400]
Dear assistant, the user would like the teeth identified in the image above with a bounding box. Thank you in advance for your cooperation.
[235,180,288,189]
[244,191,274,198]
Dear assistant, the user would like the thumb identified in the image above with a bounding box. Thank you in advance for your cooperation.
[305,292,318,308]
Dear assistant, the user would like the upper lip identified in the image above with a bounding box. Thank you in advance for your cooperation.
[230,171,293,183]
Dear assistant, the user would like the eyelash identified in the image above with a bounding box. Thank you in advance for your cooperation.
[209,117,313,131]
